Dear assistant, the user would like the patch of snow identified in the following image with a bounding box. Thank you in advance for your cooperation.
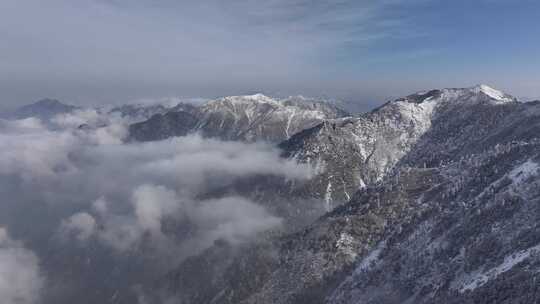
[336,233,358,259]
[342,178,351,201]
[243,93,275,103]
[472,84,515,103]
[285,109,296,138]
[358,178,366,190]
[394,97,437,134]
[455,243,540,293]
[509,159,539,185]
[324,180,333,211]
[354,242,385,274]
[475,159,539,201]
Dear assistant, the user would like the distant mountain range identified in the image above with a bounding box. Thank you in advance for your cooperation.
[5,85,540,304]
[1,98,180,125]
[130,85,540,304]
[3,98,79,120]
[128,94,349,142]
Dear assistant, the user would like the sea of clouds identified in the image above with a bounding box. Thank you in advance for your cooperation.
[0,109,312,303]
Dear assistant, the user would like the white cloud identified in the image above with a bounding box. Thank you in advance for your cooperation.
[0,115,310,301]
[67,185,282,257]
[51,109,103,129]
[0,118,78,180]
[0,117,309,254]
[132,184,181,234]
[187,196,282,245]
[59,212,97,242]
[51,109,129,144]
[0,228,44,304]
[0,0,429,105]
[92,196,109,214]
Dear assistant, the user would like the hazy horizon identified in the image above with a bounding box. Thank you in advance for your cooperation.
[1,0,539,110]
[3,83,535,115]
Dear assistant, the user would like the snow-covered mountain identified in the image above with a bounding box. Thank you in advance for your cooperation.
[8,85,540,304]
[149,85,540,304]
[128,94,349,142]
[128,85,530,219]
[280,85,521,207]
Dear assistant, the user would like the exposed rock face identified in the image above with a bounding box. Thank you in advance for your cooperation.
[280,85,523,206]
[154,85,540,304]
[128,105,199,141]
[128,94,349,143]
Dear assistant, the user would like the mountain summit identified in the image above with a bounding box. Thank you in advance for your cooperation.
[473,84,516,102]
[129,94,349,142]
[7,98,78,120]
[396,84,517,105]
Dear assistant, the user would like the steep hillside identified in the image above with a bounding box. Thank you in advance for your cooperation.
[128,94,348,143]
[153,85,540,304]
[280,85,525,206]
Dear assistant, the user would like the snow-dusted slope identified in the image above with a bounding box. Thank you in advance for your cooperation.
[280,85,521,206]
[327,144,540,304]
[155,86,540,304]
[472,84,516,103]
[196,94,345,142]
[129,94,348,142]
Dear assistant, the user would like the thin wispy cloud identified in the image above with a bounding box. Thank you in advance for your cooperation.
[0,0,427,105]
[0,0,538,107]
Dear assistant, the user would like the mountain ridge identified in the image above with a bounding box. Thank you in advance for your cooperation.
[5,85,540,304]
[128,93,349,143]
[148,84,540,304]
[5,98,79,120]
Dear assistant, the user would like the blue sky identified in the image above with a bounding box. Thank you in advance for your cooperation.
[0,0,538,109]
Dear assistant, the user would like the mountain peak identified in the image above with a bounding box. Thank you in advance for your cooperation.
[396,85,517,106]
[218,93,276,104]
[28,98,78,111]
[34,98,64,106]
[470,84,516,102]
[224,93,272,101]
[246,93,270,99]
[8,98,78,120]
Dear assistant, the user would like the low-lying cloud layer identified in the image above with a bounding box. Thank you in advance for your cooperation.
[0,228,43,304]
[0,112,311,303]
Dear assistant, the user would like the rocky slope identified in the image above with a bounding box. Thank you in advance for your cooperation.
[153,85,540,304]
[126,103,200,141]
[279,85,522,206]
[328,143,540,304]
[128,94,348,143]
